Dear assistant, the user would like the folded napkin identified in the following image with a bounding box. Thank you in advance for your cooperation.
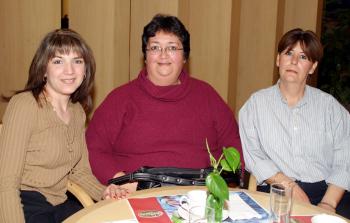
[228,193,262,220]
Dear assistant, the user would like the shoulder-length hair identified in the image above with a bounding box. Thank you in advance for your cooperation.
[10,29,96,113]
[278,28,323,63]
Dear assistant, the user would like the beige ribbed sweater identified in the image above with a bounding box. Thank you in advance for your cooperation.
[0,92,105,223]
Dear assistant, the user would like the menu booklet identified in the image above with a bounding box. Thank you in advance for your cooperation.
[128,191,270,223]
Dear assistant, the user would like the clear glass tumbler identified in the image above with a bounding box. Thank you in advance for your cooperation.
[270,182,293,223]
[189,205,219,223]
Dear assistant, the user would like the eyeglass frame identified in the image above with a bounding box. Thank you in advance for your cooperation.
[146,45,184,56]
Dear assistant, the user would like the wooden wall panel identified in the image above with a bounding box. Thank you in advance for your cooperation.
[0,0,323,120]
[69,0,131,111]
[283,0,320,32]
[235,0,280,114]
[187,0,232,101]
[0,0,60,121]
[227,0,242,112]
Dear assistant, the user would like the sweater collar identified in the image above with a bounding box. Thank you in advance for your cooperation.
[137,68,191,102]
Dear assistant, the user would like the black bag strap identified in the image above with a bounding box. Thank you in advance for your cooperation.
[108,172,206,186]
[137,166,213,178]
[107,166,211,186]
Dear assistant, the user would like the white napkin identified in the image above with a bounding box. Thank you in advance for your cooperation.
[228,193,262,220]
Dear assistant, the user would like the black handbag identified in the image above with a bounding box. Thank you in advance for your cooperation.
[107,166,241,190]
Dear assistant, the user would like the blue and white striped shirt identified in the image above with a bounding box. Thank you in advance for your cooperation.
[239,83,350,191]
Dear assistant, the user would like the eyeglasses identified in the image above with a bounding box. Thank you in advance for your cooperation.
[146,46,183,56]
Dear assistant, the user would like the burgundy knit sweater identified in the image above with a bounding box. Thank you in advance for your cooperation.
[86,69,242,184]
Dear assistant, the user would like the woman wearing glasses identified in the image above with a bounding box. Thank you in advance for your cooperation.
[86,14,242,197]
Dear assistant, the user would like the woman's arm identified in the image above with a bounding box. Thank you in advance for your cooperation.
[0,94,36,223]
[325,99,350,193]
[238,96,281,183]
[85,94,126,185]
[69,126,106,201]
[318,184,345,212]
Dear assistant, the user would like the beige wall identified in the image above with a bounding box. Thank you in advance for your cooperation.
[0,0,323,120]
[187,0,233,101]
[68,0,131,110]
[0,0,60,120]
[235,0,280,113]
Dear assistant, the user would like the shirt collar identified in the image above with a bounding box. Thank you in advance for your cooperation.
[273,79,311,108]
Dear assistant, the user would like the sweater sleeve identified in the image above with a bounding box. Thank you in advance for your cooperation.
[86,92,126,185]
[0,94,37,223]
[69,129,106,201]
[209,86,243,169]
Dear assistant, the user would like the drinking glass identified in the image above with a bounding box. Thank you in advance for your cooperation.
[270,183,293,223]
[189,205,218,223]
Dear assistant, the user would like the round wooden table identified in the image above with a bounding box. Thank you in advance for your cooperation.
[64,186,349,223]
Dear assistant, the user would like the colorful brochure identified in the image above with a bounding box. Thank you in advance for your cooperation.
[128,191,270,223]
[128,197,173,223]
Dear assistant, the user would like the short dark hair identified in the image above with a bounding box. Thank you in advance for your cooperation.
[17,29,95,113]
[142,14,190,60]
[278,28,323,63]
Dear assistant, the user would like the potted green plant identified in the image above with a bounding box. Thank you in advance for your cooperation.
[205,140,241,222]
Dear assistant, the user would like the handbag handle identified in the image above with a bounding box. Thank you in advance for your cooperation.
[108,172,206,186]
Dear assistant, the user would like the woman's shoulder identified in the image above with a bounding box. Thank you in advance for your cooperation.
[307,85,334,99]
[246,85,276,103]
[71,101,85,114]
[306,86,341,108]
[108,79,138,96]
[70,102,87,123]
[8,91,38,110]
[100,80,138,106]
[188,77,222,98]
[2,92,39,123]
[306,86,347,111]
[189,77,214,89]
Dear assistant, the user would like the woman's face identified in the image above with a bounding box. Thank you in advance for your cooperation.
[145,31,185,86]
[44,51,85,98]
[276,42,318,86]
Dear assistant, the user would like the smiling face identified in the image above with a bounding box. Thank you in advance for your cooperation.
[44,51,85,99]
[145,31,185,86]
[276,42,318,86]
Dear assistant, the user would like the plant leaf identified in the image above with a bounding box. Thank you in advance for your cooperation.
[220,159,232,172]
[205,173,229,201]
[223,147,241,172]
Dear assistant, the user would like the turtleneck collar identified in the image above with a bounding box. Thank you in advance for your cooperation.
[136,68,192,102]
